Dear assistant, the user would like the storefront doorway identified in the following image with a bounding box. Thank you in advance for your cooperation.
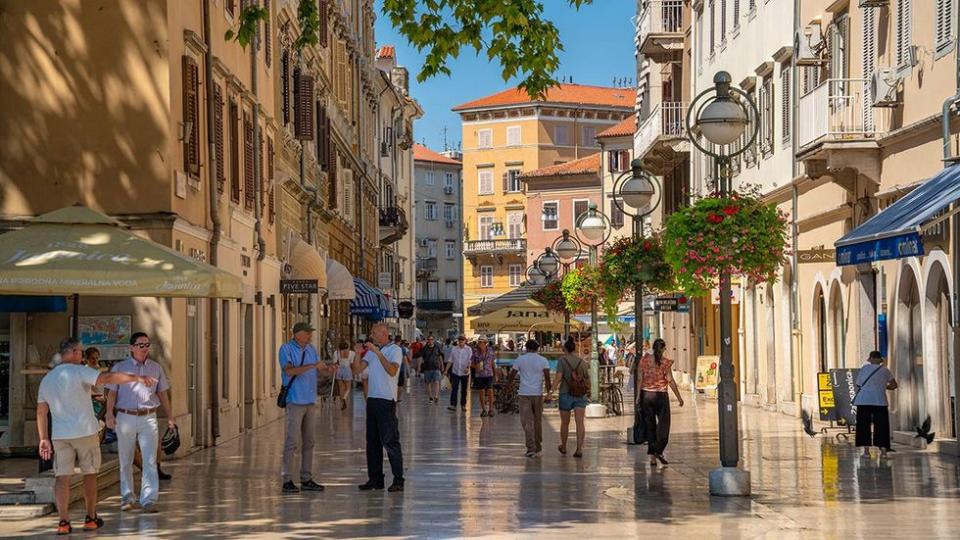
[924,261,956,437]
[896,267,924,429]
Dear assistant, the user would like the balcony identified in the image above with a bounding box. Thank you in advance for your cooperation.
[797,79,889,185]
[416,257,437,278]
[462,238,526,260]
[636,1,684,63]
[417,299,455,313]
[379,206,409,245]
[634,102,689,175]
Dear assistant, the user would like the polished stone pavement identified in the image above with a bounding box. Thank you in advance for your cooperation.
[5,380,960,539]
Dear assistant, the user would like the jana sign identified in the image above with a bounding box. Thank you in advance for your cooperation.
[280,279,319,294]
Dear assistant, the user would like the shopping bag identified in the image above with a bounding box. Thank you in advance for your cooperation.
[440,376,451,392]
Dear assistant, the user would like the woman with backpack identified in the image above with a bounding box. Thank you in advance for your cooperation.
[553,336,590,458]
[638,338,684,467]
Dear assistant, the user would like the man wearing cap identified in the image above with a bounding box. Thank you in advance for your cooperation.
[444,336,472,412]
[278,322,336,494]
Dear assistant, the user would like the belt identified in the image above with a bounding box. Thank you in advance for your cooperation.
[116,407,158,416]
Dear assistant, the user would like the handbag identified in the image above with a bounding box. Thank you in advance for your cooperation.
[277,348,308,408]
[162,425,181,455]
[563,356,589,398]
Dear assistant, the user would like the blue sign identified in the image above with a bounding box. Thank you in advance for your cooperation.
[878,313,888,359]
[836,232,923,266]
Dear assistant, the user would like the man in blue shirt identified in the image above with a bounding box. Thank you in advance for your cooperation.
[279,322,335,493]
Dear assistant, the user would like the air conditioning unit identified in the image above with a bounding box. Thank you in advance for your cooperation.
[870,68,901,108]
[796,23,825,66]
[380,141,390,157]
[858,0,888,8]
[443,186,454,195]
[418,238,429,247]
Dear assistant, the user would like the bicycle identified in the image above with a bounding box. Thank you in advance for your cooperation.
[599,382,624,416]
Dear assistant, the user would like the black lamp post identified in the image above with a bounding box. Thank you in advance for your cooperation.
[686,71,759,496]
[575,203,612,401]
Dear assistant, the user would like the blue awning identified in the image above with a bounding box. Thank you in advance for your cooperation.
[350,278,388,320]
[835,166,960,266]
[0,295,67,312]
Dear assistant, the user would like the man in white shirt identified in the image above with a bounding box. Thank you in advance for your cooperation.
[37,337,156,535]
[444,335,473,412]
[508,340,552,457]
[104,332,174,513]
[352,323,405,492]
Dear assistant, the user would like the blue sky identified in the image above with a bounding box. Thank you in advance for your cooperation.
[374,0,636,152]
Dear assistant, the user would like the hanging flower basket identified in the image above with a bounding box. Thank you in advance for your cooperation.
[560,266,621,322]
[600,235,675,296]
[532,281,567,314]
[663,191,789,296]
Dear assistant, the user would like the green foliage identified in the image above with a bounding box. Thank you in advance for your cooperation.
[294,0,321,51]
[224,5,268,49]
[382,0,594,99]
[600,235,675,296]
[560,266,620,326]
[663,191,789,296]
[532,281,567,314]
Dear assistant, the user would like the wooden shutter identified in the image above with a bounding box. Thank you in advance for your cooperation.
[502,172,508,193]
[259,132,265,213]
[243,112,255,209]
[936,0,953,53]
[264,0,272,67]
[267,137,275,223]
[281,49,290,125]
[213,83,225,193]
[896,0,912,68]
[229,100,240,203]
[780,67,791,143]
[294,71,314,140]
[316,102,327,167]
[328,148,338,209]
[733,0,739,28]
[863,6,876,131]
[318,0,329,48]
[181,55,200,178]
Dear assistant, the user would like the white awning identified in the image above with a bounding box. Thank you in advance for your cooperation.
[289,238,328,291]
[325,258,356,300]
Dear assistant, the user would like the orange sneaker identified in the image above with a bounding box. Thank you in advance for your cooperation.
[83,514,104,531]
[56,520,71,535]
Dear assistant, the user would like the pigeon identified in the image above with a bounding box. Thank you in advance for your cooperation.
[915,415,935,444]
[801,409,818,438]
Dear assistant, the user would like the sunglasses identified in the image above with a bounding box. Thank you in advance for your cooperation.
[133,343,151,349]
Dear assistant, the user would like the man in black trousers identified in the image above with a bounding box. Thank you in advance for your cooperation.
[352,323,405,492]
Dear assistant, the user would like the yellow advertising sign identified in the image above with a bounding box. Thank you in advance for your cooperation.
[695,356,720,389]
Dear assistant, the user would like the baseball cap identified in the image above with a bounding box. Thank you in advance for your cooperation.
[292,322,315,334]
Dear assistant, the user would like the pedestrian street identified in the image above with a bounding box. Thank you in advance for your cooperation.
[4,380,960,539]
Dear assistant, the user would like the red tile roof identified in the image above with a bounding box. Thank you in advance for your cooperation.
[522,153,601,178]
[413,144,461,165]
[452,84,635,112]
[377,46,395,59]
[597,113,637,138]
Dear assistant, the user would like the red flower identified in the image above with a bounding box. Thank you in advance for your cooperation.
[642,241,652,250]
[722,206,739,216]
[707,213,725,224]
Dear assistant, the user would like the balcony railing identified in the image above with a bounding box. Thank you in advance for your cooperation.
[637,1,684,37]
[416,257,437,276]
[462,238,526,257]
[417,299,455,312]
[798,79,888,149]
[635,101,688,159]
[379,206,406,228]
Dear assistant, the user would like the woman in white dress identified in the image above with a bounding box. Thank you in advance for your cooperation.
[335,341,355,410]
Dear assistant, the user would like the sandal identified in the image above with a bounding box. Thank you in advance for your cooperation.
[57,520,72,535]
[558,445,567,455]
[573,450,583,458]
[655,454,669,465]
[480,410,487,417]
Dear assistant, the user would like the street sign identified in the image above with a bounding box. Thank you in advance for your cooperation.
[280,279,318,294]
[655,295,690,313]
[378,271,393,290]
[817,372,836,421]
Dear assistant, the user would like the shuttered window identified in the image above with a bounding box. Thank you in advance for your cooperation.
[328,149,338,209]
[319,0,329,47]
[863,6,876,131]
[294,71,314,140]
[733,0,739,30]
[258,132,265,213]
[243,112,255,210]
[267,136,275,223]
[229,100,241,203]
[226,0,236,17]
[709,1,715,55]
[720,0,726,41]
[281,49,290,125]
[264,0,272,67]
[760,77,774,154]
[936,0,954,54]
[316,101,328,168]
[896,0,912,70]
[181,56,200,178]
[213,83,225,193]
[780,66,791,144]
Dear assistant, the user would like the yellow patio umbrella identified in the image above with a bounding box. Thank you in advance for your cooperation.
[0,205,242,298]
[470,299,585,333]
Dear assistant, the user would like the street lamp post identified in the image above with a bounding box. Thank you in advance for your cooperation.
[575,203,612,401]
[553,230,583,339]
[611,159,661,366]
[687,71,759,497]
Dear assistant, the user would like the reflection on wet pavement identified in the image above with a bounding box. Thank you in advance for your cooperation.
[5,382,960,538]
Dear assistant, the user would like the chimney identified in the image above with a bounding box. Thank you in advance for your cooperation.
[391,66,409,96]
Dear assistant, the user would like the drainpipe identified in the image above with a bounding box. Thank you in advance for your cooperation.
[202,0,221,443]
[790,0,801,413]
[252,16,266,261]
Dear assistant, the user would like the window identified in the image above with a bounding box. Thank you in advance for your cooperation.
[478,169,494,195]
[182,56,200,178]
[427,281,439,300]
[610,202,625,228]
[863,6,877,132]
[425,201,438,221]
[213,83,225,193]
[477,128,493,148]
[229,100,240,202]
[506,125,521,146]
[426,170,435,186]
[264,0,271,67]
[226,0,236,17]
[553,125,569,146]
[609,149,631,172]
[503,169,522,193]
[573,199,590,227]
[480,265,493,288]
[720,0,726,43]
[696,10,704,69]
[780,66,792,144]
[828,13,849,81]
[445,240,456,259]
[733,0,740,31]
[759,77,774,155]
[508,264,522,287]
[444,172,454,188]
[542,201,559,231]
[443,203,455,222]
[709,1,715,56]
[935,0,954,55]
[426,239,437,258]
[243,111,255,209]
[507,211,524,239]
[445,281,458,302]
[582,126,596,146]
[478,215,494,239]
[896,0,913,70]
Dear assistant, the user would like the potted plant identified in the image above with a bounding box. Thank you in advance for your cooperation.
[533,280,568,314]
[600,235,675,296]
[560,266,621,323]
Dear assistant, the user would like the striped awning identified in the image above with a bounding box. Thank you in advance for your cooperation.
[350,278,388,320]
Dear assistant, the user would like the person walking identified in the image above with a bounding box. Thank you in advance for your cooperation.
[507,340,551,457]
[335,340,356,411]
[84,347,106,424]
[395,336,411,400]
[104,332,176,513]
[472,337,497,417]
[445,336,472,412]
[553,337,589,458]
[353,323,405,492]
[417,335,444,403]
[278,322,335,493]
[638,338,684,467]
[854,351,898,459]
[38,337,156,535]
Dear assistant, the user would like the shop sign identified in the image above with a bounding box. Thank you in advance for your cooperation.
[655,295,690,313]
[378,271,393,290]
[817,372,836,421]
[798,248,836,264]
[828,368,860,426]
[280,279,318,294]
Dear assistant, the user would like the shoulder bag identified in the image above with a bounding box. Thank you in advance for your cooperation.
[277,348,308,408]
[564,355,589,398]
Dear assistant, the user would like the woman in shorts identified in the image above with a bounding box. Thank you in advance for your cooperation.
[471,337,497,417]
[553,337,590,458]
[335,341,355,410]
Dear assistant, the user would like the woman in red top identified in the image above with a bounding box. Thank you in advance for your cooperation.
[638,339,684,467]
